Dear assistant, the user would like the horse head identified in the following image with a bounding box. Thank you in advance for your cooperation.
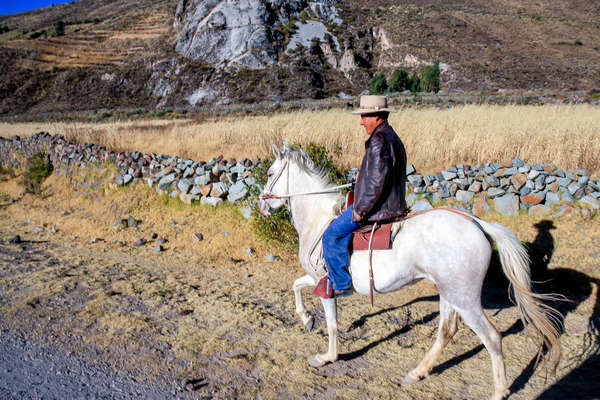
[258,143,293,216]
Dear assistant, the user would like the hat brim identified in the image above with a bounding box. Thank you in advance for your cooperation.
[351,108,397,115]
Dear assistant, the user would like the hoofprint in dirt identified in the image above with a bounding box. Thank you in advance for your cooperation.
[0,182,599,398]
[0,329,193,400]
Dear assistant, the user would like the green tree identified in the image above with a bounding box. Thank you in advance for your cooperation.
[389,68,409,92]
[54,20,65,36]
[420,61,440,93]
[408,72,420,93]
[369,74,388,95]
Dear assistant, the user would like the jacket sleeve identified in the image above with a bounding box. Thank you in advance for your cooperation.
[354,134,390,219]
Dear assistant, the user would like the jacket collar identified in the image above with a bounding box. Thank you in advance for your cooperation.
[365,121,389,145]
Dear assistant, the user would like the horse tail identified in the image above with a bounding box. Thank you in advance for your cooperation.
[477,218,562,375]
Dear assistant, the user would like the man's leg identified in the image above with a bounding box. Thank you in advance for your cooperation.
[323,205,365,291]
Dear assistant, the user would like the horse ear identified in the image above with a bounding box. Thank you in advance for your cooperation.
[271,144,281,159]
[282,142,292,154]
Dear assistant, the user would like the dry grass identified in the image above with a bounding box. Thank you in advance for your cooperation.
[1,104,599,175]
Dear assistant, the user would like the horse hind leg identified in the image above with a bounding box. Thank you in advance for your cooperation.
[457,306,509,400]
[293,274,317,331]
[403,297,459,384]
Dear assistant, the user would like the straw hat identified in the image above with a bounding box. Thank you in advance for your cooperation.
[351,95,397,115]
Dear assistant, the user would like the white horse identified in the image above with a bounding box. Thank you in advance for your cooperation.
[258,144,561,400]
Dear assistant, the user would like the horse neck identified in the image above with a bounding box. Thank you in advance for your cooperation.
[287,165,342,241]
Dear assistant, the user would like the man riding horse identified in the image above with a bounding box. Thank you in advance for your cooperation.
[323,95,408,298]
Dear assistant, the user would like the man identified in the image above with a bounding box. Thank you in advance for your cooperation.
[322,95,407,298]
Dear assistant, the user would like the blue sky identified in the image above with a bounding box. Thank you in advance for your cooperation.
[1,1,75,16]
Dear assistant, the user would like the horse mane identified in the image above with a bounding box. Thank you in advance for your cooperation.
[283,147,332,188]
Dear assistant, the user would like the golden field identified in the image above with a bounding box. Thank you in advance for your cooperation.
[1,104,599,175]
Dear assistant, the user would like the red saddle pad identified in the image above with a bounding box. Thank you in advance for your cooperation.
[352,223,392,251]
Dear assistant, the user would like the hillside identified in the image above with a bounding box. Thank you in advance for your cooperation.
[0,0,598,117]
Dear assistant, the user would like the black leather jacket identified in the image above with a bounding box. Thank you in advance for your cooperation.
[353,121,407,222]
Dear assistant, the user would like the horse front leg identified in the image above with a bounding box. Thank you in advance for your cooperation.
[293,274,317,331]
[309,297,338,367]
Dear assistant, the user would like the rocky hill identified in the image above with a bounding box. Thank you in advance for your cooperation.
[0,0,598,117]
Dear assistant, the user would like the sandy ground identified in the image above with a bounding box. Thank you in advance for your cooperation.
[0,174,599,399]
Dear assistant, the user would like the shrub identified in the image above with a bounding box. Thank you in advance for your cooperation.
[0,25,10,34]
[420,61,440,93]
[0,165,15,180]
[389,68,409,92]
[300,10,309,24]
[22,153,53,195]
[28,30,46,39]
[369,73,388,95]
[54,20,65,36]
[251,142,346,251]
[408,72,420,93]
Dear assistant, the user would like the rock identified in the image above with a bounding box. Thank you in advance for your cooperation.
[133,238,147,247]
[567,182,581,195]
[468,181,482,193]
[190,185,203,195]
[510,173,527,190]
[406,164,416,175]
[512,158,525,168]
[557,177,572,187]
[183,166,195,178]
[194,174,211,186]
[527,170,540,180]
[90,237,99,244]
[157,237,167,244]
[560,190,574,202]
[154,245,164,252]
[485,176,500,187]
[158,173,177,190]
[201,196,224,206]
[578,176,589,185]
[245,248,254,255]
[472,197,490,217]
[174,0,279,70]
[546,181,559,193]
[580,195,600,209]
[239,207,253,219]
[455,190,474,203]
[177,179,193,194]
[551,203,579,218]
[179,193,200,205]
[227,181,249,203]
[545,192,561,206]
[406,193,418,207]
[210,182,229,198]
[412,199,433,211]
[127,216,137,228]
[32,226,44,232]
[528,205,551,216]
[8,235,21,244]
[575,168,588,176]
[521,193,544,205]
[266,254,277,261]
[192,233,203,242]
[487,187,506,198]
[494,194,519,216]
[441,170,457,180]
[150,232,158,240]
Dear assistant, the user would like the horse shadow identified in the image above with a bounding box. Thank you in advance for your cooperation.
[343,219,600,398]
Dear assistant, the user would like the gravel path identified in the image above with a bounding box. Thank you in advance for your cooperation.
[0,329,191,400]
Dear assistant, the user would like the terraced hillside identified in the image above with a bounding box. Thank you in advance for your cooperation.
[0,0,599,117]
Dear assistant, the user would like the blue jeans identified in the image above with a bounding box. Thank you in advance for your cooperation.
[323,205,366,290]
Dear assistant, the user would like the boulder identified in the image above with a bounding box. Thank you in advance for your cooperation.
[412,199,433,211]
[472,197,490,217]
[201,196,224,206]
[227,181,249,203]
[455,190,474,203]
[510,173,527,190]
[177,178,193,194]
[210,182,229,198]
[494,194,519,216]
[179,193,201,204]
[580,195,600,209]
[528,204,551,216]
[521,193,544,205]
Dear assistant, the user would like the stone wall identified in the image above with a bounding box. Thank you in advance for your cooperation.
[1,132,599,218]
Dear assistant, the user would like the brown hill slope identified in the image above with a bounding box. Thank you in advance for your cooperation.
[0,0,598,117]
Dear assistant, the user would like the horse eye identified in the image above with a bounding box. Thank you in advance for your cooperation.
[267,172,274,178]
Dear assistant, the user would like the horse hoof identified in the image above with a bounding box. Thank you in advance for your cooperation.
[401,375,420,385]
[305,316,315,332]
[308,355,328,368]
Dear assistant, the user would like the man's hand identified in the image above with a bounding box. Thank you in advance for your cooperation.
[352,209,361,222]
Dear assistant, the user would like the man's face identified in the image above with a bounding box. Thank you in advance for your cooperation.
[360,115,382,135]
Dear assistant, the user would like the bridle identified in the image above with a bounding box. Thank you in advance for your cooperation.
[260,158,352,201]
